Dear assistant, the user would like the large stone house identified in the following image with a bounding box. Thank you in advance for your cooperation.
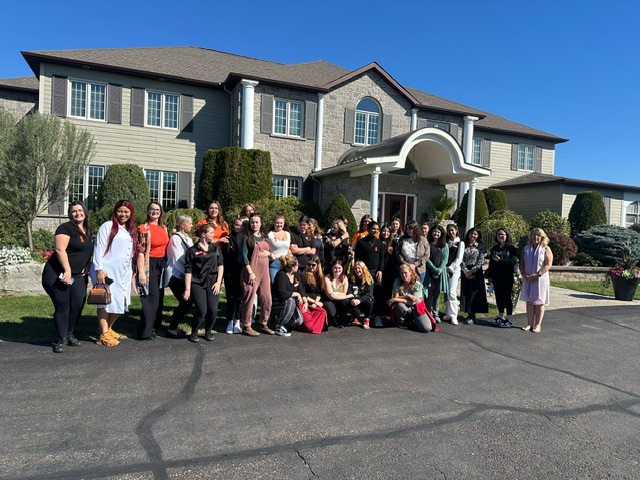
[6,46,570,228]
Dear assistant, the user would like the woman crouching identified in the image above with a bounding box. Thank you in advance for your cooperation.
[271,253,305,337]
[387,264,434,333]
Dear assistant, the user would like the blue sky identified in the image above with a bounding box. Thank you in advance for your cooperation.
[2,0,638,187]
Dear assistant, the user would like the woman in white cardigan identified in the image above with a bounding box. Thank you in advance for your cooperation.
[443,223,464,325]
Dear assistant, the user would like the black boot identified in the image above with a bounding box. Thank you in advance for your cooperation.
[67,334,81,347]
[53,340,66,353]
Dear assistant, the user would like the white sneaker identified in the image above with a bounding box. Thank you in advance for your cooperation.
[226,321,234,334]
[233,322,241,334]
[442,314,452,321]
[275,326,291,337]
[373,316,383,328]
[451,318,459,325]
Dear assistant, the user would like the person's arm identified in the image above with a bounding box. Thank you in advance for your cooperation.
[376,240,385,282]
[54,233,72,284]
[274,271,293,303]
[183,273,192,300]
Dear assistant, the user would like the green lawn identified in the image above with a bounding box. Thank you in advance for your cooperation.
[0,294,227,342]
[551,280,640,300]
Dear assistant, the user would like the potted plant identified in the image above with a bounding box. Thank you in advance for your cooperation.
[604,246,640,301]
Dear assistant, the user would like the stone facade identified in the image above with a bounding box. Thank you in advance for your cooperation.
[0,264,45,296]
[0,88,37,119]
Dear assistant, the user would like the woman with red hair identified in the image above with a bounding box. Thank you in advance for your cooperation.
[91,200,139,346]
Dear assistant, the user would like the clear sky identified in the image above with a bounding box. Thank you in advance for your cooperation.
[2,0,638,187]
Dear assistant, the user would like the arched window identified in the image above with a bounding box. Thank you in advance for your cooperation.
[354,98,380,145]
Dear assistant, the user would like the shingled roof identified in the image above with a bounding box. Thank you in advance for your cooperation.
[20,46,566,143]
[492,173,640,193]
[0,76,39,92]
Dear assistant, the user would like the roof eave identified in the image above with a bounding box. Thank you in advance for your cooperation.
[224,73,329,92]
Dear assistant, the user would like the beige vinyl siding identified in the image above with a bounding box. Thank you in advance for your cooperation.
[474,132,556,190]
[40,63,231,204]
[503,185,563,220]
[608,198,624,226]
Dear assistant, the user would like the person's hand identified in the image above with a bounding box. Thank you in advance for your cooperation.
[465,271,473,279]
[218,236,229,244]
[61,268,72,285]
[410,264,416,271]
[492,254,500,262]
[447,267,453,276]
[139,272,148,286]
[212,282,221,295]
[97,270,107,284]
[376,271,382,282]
[183,289,191,301]
[351,299,360,306]
[248,272,256,285]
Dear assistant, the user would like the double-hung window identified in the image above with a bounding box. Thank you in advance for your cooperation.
[272,176,300,199]
[472,138,483,165]
[69,80,106,120]
[146,170,178,210]
[354,98,380,145]
[274,99,303,137]
[518,145,535,171]
[146,91,179,129]
[626,202,640,227]
[68,165,105,210]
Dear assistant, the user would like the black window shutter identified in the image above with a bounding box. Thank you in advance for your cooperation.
[481,139,491,168]
[181,94,194,132]
[107,84,122,124]
[534,146,543,173]
[304,101,316,139]
[381,113,392,140]
[260,94,274,134]
[130,87,145,127]
[343,108,355,143]
[510,144,519,170]
[52,76,67,118]
[416,119,427,129]
[178,171,192,208]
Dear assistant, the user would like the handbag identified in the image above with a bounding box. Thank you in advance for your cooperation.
[87,282,111,305]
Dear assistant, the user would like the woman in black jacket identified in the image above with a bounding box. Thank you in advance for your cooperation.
[485,227,519,328]
[271,253,304,337]
[348,261,375,329]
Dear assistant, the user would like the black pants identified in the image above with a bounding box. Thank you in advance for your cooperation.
[494,274,515,316]
[138,257,166,339]
[167,275,193,330]
[323,298,351,322]
[350,299,374,320]
[426,278,442,316]
[190,283,220,333]
[42,263,88,341]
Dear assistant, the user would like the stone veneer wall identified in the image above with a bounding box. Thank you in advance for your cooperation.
[0,89,37,120]
[0,264,46,296]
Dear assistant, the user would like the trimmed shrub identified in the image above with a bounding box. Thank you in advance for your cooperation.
[572,252,601,267]
[574,224,640,267]
[530,209,571,236]
[197,147,274,212]
[548,233,578,265]
[97,164,150,223]
[456,189,489,234]
[629,223,640,234]
[483,188,508,214]
[164,208,206,234]
[477,210,530,250]
[323,194,357,236]
[568,191,607,237]
[31,229,55,250]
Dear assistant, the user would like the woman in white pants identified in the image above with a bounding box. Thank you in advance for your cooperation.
[443,224,464,325]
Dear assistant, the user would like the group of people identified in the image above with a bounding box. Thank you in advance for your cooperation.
[41,199,553,353]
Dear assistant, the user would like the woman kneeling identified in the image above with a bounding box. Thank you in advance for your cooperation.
[387,264,434,333]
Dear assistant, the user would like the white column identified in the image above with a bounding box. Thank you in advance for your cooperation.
[370,167,381,221]
[314,93,325,172]
[459,115,479,206]
[240,79,259,149]
[411,108,418,130]
[466,177,478,230]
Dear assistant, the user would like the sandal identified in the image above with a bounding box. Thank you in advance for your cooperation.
[532,326,541,333]
[521,325,531,331]
[97,333,120,346]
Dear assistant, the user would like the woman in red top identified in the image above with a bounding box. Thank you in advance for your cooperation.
[197,200,230,246]
[136,201,170,340]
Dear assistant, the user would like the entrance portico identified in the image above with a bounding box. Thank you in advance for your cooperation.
[313,128,491,228]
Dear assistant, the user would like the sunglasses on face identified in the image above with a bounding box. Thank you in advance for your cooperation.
[307,263,317,267]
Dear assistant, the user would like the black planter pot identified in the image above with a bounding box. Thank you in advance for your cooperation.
[612,277,639,301]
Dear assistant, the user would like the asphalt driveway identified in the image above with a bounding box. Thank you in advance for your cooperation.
[0,303,638,480]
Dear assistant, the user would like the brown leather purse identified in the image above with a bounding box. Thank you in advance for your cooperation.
[87,283,112,305]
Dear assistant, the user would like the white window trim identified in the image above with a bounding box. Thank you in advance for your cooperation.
[144,169,179,210]
[272,98,304,138]
[272,175,301,199]
[625,201,640,227]
[67,79,107,122]
[377,192,418,224]
[144,90,180,130]
[68,164,106,210]
[354,98,381,146]
[517,144,535,171]
[471,138,483,165]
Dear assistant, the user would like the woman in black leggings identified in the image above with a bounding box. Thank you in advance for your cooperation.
[41,201,93,353]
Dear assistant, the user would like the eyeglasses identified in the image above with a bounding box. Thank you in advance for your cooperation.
[149,209,161,213]
[307,263,317,267]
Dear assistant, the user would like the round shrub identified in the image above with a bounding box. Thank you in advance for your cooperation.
[530,209,571,236]
[98,164,150,224]
[629,223,640,234]
[574,224,640,266]
[323,194,357,236]
[483,188,508,214]
[477,210,530,250]
[456,189,489,234]
[548,233,578,265]
[31,229,55,250]
[568,191,607,237]
[572,252,601,267]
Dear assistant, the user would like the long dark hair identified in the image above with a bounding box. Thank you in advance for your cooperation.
[428,224,447,248]
[67,200,91,241]
[206,200,229,231]
[495,227,513,246]
[106,199,138,256]
[246,213,267,250]
[145,201,165,226]
[464,227,482,245]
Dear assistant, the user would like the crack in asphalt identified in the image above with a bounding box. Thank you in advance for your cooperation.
[134,345,205,480]
[296,448,318,478]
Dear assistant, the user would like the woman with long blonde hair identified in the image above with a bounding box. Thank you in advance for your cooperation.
[519,228,553,333]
